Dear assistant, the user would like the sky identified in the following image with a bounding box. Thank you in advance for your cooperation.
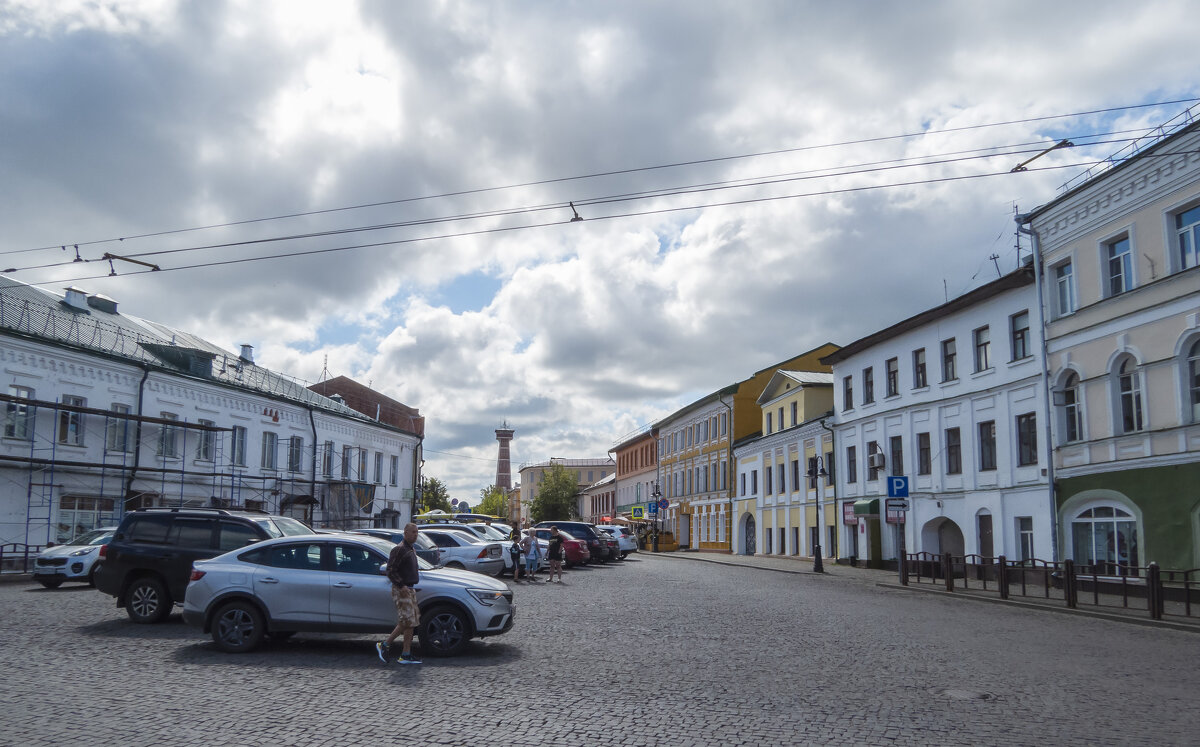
[2,1,1200,504]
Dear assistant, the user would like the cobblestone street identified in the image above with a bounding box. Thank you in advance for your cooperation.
[3,553,1198,746]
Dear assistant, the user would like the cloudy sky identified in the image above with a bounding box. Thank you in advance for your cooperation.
[2,1,1199,503]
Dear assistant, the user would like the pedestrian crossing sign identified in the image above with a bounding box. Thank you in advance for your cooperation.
[631,505,646,520]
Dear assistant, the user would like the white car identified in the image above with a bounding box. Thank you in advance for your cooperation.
[33,527,117,588]
[182,533,515,656]
[596,525,638,558]
[465,523,549,574]
[420,528,506,575]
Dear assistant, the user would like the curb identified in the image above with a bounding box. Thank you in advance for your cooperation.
[651,550,855,578]
[876,581,1200,634]
[0,573,33,585]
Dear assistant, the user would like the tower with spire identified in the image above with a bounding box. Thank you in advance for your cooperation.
[494,422,515,491]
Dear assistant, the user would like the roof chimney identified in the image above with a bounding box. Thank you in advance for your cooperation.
[239,344,254,363]
[62,286,90,311]
[86,293,118,314]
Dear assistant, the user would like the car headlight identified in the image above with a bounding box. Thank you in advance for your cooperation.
[69,547,97,557]
[468,588,507,606]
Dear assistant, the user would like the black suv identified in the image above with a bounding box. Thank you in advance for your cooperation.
[95,508,314,623]
[533,520,612,563]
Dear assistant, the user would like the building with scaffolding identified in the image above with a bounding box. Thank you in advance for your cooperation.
[0,277,423,550]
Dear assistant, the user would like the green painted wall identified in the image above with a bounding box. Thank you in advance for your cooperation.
[1058,462,1200,570]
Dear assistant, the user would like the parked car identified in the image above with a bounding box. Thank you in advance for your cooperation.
[533,521,611,563]
[33,527,117,588]
[351,528,444,567]
[531,527,590,567]
[182,533,515,656]
[597,529,622,561]
[596,525,638,558]
[419,528,505,575]
[94,508,316,624]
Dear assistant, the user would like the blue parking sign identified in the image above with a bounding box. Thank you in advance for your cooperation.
[887,476,909,498]
[648,501,658,515]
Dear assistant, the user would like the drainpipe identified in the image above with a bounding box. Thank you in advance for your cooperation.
[719,395,734,553]
[820,413,838,564]
[123,365,151,514]
[1017,217,1060,563]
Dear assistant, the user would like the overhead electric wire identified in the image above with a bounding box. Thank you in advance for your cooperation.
[28,153,1186,287]
[1,134,1146,274]
[8,97,1196,257]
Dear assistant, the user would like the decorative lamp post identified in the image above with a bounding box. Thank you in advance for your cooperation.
[806,457,829,573]
[651,482,661,553]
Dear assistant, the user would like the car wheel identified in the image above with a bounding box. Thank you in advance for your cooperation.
[88,563,102,587]
[418,605,470,657]
[211,600,266,653]
[38,578,64,589]
[620,552,629,560]
[125,577,172,624]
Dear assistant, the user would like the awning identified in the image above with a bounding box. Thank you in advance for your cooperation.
[853,498,880,516]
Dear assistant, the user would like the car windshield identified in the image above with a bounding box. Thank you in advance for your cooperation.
[68,528,113,546]
[469,524,510,541]
[253,516,312,538]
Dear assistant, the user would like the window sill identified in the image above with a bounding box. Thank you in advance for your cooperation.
[883,394,901,401]
[970,368,994,379]
[1007,357,1033,368]
[940,379,959,388]
[911,386,930,394]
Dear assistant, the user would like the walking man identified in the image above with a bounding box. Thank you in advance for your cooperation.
[378,523,422,665]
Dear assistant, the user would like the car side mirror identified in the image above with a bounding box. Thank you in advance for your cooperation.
[379,563,388,575]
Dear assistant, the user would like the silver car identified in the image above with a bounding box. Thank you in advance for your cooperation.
[33,527,117,588]
[182,534,515,656]
[420,528,506,575]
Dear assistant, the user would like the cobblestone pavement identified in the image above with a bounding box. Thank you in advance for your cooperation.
[3,553,1199,746]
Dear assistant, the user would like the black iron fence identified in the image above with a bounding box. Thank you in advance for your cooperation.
[0,543,44,574]
[903,552,1200,622]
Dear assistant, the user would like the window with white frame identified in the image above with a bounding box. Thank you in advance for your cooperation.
[288,436,304,473]
[978,421,996,471]
[1017,517,1034,563]
[1174,203,1200,272]
[973,326,991,372]
[106,404,131,452]
[862,367,875,403]
[158,412,179,458]
[1059,372,1083,443]
[1114,355,1145,434]
[941,338,957,382]
[912,348,927,389]
[885,358,899,397]
[1105,236,1133,296]
[945,428,962,475]
[390,455,399,486]
[4,385,34,440]
[1054,261,1076,317]
[846,446,857,484]
[1070,505,1139,575]
[1188,339,1200,423]
[765,412,773,435]
[374,451,383,483]
[342,445,352,478]
[196,419,215,461]
[58,395,86,446]
[322,440,334,476]
[1016,412,1038,466]
[261,431,278,470]
[1010,310,1031,361]
[843,375,854,409]
[231,425,247,466]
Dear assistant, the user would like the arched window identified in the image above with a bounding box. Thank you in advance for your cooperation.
[1058,371,1082,444]
[1188,339,1200,423]
[1070,505,1139,576]
[1113,355,1144,434]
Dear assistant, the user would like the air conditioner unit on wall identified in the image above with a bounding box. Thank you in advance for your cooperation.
[868,453,886,469]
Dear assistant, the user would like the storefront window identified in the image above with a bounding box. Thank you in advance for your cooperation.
[1070,506,1138,576]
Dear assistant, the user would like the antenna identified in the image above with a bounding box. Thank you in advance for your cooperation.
[989,253,1001,278]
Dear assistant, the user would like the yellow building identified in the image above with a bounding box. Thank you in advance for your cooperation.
[657,343,839,552]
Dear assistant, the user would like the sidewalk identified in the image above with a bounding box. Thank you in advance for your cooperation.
[653,549,1200,633]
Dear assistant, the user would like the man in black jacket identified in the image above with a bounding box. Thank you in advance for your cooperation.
[377,523,422,665]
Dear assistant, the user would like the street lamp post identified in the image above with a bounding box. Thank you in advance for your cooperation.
[806,457,829,573]
[651,482,661,553]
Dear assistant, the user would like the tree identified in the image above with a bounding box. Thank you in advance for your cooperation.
[530,463,579,523]
[419,476,452,514]
[477,484,508,518]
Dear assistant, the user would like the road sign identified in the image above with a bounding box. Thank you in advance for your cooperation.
[886,476,910,498]
[885,497,910,512]
[658,499,669,510]
[631,505,646,520]
[648,501,659,515]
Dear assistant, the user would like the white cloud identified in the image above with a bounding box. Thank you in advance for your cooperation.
[1,0,1199,500]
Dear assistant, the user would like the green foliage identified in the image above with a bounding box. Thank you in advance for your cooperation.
[530,463,579,523]
[419,476,452,514]
[476,484,508,518]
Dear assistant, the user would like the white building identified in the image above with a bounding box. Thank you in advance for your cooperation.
[0,277,422,549]
[1021,114,1200,571]
[821,266,1052,568]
